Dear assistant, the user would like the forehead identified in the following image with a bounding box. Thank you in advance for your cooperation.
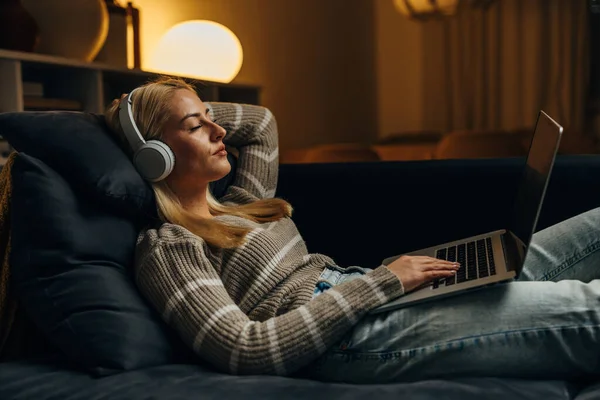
[169,89,206,118]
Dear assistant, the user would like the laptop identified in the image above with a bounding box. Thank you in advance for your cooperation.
[370,110,563,314]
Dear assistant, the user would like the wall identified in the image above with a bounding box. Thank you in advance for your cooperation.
[131,0,378,150]
[374,0,426,139]
[374,0,589,138]
[374,0,457,138]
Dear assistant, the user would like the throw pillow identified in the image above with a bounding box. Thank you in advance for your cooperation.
[10,153,191,376]
[0,110,236,375]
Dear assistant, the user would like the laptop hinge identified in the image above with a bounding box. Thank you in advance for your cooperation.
[501,231,525,273]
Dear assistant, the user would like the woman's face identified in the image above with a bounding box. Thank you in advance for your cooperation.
[161,89,231,189]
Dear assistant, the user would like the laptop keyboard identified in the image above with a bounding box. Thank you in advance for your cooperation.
[433,238,497,289]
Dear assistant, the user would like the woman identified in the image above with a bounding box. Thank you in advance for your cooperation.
[105,77,600,384]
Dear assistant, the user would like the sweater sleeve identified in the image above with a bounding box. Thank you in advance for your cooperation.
[135,225,405,376]
[205,102,278,203]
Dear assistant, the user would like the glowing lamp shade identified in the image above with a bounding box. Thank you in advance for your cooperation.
[149,20,243,83]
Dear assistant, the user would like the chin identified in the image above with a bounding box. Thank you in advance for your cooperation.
[210,164,232,182]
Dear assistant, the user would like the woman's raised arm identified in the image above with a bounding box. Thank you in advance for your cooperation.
[206,102,279,203]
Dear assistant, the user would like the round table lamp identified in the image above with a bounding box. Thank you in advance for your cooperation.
[149,20,243,83]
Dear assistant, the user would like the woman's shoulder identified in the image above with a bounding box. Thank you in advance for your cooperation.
[136,222,204,252]
[133,223,221,278]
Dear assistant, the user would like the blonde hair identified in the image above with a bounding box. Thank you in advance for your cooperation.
[104,77,292,249]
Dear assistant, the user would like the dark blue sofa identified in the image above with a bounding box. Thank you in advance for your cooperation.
[1,156,600,399]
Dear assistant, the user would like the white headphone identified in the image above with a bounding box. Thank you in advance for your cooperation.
[118,88,175,182]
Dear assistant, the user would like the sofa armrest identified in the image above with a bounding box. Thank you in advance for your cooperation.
[276,156,600,269]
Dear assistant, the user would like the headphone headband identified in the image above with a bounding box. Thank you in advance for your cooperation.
[118,88,146,152]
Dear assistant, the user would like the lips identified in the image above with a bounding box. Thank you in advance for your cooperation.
[213,145,226,155]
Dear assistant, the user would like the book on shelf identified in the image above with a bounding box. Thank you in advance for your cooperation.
[23,96,83,111]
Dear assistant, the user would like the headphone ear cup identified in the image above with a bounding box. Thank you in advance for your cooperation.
[133,140,175,182]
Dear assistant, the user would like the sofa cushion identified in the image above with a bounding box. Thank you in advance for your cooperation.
[9,153,192,376]
[0,359,583,400]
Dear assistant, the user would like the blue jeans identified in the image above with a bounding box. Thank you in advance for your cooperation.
[305,207,600,383]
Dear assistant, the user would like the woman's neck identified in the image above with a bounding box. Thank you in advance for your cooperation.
[173,184,213,219]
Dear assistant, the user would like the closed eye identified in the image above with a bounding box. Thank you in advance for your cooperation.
[190,118,218,132]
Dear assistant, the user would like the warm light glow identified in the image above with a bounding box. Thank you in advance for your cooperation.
[393,0,459,18]
[149,20,243,83]
[127,15,134,69]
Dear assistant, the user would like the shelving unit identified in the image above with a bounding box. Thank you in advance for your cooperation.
[0,48,261,114]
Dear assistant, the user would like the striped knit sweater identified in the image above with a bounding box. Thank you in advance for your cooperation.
[134,102,405,376]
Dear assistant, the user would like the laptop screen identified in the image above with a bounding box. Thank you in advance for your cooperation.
[509,111,562,249]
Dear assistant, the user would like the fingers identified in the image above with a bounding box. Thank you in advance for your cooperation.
[426,269,457,279]
[414,256,458,265]
[111,94,128,107]
[423,260,460,271]
[405,255,459,271]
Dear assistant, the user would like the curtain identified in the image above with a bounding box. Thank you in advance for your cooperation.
[421,0,590,134]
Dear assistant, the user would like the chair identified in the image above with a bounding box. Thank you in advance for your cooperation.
[372,144,437,161]
[373,131,442,161]
[279,148,312,164]
[303,143,380,163]
[434,130,528,160]
[556,131,598,155]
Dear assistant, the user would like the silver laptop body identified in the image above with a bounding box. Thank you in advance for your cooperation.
[370,111,563,314]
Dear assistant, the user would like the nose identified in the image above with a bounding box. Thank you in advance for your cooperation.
[210,122,227,141]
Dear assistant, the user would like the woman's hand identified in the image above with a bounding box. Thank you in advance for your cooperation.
[386,255,460,293]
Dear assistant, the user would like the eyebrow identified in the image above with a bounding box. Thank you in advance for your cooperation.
[180,108,210,123]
